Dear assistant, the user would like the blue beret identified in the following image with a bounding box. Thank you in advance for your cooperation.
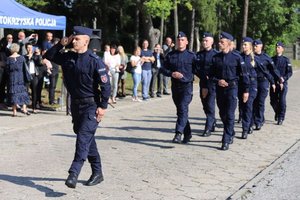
[220,32,234,41]
[242,37,253,43]
[203,32,213,38]
[253,39,263,45]
[276,41,284,48]
[73,26,93,37]
[177,31,187,38]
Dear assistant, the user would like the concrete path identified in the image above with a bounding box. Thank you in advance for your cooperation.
[0,70,299,200]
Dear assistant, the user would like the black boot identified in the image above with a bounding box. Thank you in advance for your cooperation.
[65,172,78,188]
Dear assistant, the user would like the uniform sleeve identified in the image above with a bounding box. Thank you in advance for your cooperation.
[284,58,293,81]
[43,43,65,65]
[256,58,274,84]
[160,54,173,77]
[267,57,281,83]
[95,58,111,109]
[209,55,219,84]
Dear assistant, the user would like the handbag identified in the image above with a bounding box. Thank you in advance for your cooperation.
[23,61,33,83]
[125,61,134,73]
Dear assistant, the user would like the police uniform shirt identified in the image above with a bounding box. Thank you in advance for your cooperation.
[195,48,218,88]
[163,49,196,83]
[140,49,153,70]
[272,55,293,82]
[255,52,281,83]
[43,43,111,109]
[211,51,250,92]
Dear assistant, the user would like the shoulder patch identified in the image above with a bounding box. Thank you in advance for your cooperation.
[89,52,100,59]
[101,74,108,83]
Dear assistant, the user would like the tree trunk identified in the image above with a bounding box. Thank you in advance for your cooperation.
[241,0,249,50]
[189,8,195,51]
[174,0,178,40]
[160,12,164,46]
[135,0,140,47]
[195,27,200,52]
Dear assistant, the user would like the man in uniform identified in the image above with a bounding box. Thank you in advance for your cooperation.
[253,39,280,130]
[195,32,218,137]
[162,31,196,144]
[44,26,111,188]
[210,32,249,150]
[270,42,293,125]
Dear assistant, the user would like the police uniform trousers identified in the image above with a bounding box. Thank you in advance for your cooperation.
[253,78,269,127]
[241,79,257,132]
[270,82,288,121]
[200,81,216,131]
[216,82,237,143]
[237,80,244,121]
[172,81,193,137]
[69,101,102,175]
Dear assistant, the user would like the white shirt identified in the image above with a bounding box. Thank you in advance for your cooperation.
[130,55,142,74]
[29,60,35,74]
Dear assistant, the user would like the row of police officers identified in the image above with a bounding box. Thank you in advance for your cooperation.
[162,31,293,151]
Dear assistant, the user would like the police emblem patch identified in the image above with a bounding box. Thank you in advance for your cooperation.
[101,75,108,83]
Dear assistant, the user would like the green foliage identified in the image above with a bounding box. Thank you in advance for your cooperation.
[144,0,173,19]
[16,0,48,10]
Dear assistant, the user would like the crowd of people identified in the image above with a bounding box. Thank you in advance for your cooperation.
[0,31,60,116]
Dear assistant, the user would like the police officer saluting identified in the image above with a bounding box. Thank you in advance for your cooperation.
[270,42,293,125]
[162,31,196,144]
[44,26,111,188]
[195,32,218,137]
[210,32,249,150]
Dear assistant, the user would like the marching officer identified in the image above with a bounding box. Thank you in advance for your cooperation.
[270,42,293,125]
[210,32,249,150]
[195,32,218,137]
[253,39,280,130]
[44,26,111,188]
[161,31,196,144]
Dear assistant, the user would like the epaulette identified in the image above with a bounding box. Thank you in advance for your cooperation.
[89,52,100,60]
[232,50,241,56]
[186,50,195,55]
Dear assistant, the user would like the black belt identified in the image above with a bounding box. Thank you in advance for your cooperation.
[72,97,95,104]
[257,77,267,81]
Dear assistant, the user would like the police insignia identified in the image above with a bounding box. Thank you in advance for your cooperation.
[101,75,108,83]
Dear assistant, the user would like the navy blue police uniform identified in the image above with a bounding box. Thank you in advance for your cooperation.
[162,31,196,144]
[195,32,218,137]
[253,39,281,130]
[270,42,293,125]
[240,37,259,139]
[43,26,111,188]
[210,32,249,150]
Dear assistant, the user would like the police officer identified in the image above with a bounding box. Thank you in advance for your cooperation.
[253,39,279,130]
[44,26,111,188]
[240,37,261,139]
[195,32,218,137]
[210,32,249,150]
[162,31,196,144]
[270,42,293,125]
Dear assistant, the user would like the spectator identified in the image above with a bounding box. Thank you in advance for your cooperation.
[102,44,111,68]
[0,38,8,106]
[130,46,143,102]
[18,31,38,55]
[162,37,174,95]
[6,43,30,116]
[117,45,128,98]
[107,44,121,103]
[150,44,164,98]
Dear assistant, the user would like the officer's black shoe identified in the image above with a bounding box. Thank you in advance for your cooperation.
[237,116,242,123]
[221,143,229,151]
[85,173,104,186]
[255,124,262,130]
[65,173,78,188]
[172,133,182,143]
[202,129,211,137]
[277,120,283,125]
[248,127,253,134]
[182,134,192,144]
[229,137,234,144]
[241,131,248,139]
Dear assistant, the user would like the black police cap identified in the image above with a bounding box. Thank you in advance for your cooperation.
[73,26,93,37]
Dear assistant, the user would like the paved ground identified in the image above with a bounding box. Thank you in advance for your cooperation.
[0,70,299,200]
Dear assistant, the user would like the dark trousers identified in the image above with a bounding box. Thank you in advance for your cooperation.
[270,83,288,121]
[216,85,237,143]
[69,102,101,175]
[36,70,45,105]
[253,80,269,126]
[241,82,257,131]
[49,73,58,104]
[172,82,193,136]
[29,75,39,110]
[200,83,216,131]
[150,68,163,96]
